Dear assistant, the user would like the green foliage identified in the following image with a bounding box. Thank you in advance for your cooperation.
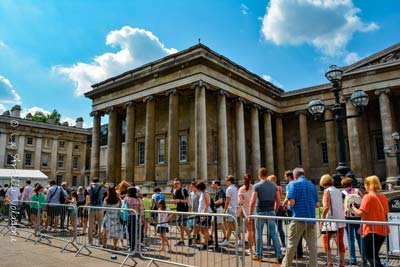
[29,109,62,124]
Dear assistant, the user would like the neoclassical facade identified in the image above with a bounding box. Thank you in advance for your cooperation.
[0,106,90,186]
[86,43,400,185]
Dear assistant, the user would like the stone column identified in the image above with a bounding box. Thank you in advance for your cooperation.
[144,96,156,182]
[50,139,58,179]
[264,110,274,175]
[80,142,87,186]
[375,89,398,179]
[114,113,122,182]
[65,141,73,184]
[17,135,25,169]
[235,98,246,178]
[345,100,363,177]
[194,82,208,180]
[0,133,7,167]
[298,111,310,175]
[324,109,337,173]
[217,90,229,180]
[107,107,118,182]
[276,115,285,178]
[34,138,42,169]
[251,105,261,179]
[90,111,101,179]
[125,102,136,182]
[167,89,179,180]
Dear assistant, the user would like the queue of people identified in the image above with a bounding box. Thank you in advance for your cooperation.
[0,169,391,266]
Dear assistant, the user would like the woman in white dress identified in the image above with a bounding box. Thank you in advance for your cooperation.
[101,186,123,249]
[238,174,254,252]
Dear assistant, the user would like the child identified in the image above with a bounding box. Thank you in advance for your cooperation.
[157,200,173,252]
[67,191,77,235]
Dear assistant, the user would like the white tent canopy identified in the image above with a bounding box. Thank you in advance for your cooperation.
[0,169,48,180]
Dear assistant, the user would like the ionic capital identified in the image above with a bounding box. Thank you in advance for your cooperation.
[374,88,391,96]
[143,95,156,103]
[251,103,262,110]
[191,80,209,91]
[235,97,246,104]
[105,106,117,114]
[124,101,135,109]
[262,108,273,116]
[165,89,178,97]
[295,110,308,117]
[217,89,229,97]
[90,110,104,117]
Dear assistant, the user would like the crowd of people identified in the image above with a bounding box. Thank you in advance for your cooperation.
[0,167,391,267]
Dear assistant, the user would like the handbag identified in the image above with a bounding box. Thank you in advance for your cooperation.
[119,200,129,223]
[320,190,338,235]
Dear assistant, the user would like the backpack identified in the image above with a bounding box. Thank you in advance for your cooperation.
[90,185,103,206]
[59,187,66,204]
[343,190,362,217]
[119,200,129,223]
[152,193,165,210]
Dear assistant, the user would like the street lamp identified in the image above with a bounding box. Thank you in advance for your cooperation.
[308,65,369,186]
[384,131,400,184]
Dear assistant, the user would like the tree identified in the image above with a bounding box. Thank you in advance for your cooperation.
[31,111,47,123]
[29,109,62,124]
[48,109,61,124]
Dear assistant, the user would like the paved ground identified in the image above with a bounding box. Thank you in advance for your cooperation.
[1,221,400,267]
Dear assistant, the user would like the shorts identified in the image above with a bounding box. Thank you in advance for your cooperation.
[226,209,236,222]
[47,206,60,217]
[196,216,212,228]
[214,207,224,224]
[157,226,169,234]
[177,215,190,227]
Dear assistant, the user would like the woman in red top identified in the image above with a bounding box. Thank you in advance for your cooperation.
[352,175,389,267]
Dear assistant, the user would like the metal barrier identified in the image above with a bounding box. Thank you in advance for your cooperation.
[74,205,138,267]
[140,209,240,267]
[1,200,40,242]
[36,202,78,252]
[242,214,400,267]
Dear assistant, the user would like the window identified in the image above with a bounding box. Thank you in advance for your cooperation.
[321,142,329,164]
[138,142,145,165]
[26,136,33,145]
[56,175,63,186]
[57,155,65,168]
[44,138,51,148]
[74,144,79,150]
[72,176,77,187]
[157,138,165,164]
[375,136,385,160]
[6,154,14,165]
[297,144,302,165]
[73,156,79,169]
[24,152,32,166]
[59,141,65,149]
[41,153,49,167]
[179,135,188,162]
[8,134,16,145]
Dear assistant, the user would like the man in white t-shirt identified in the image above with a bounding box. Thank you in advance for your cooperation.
[221,175,240,246]
[6,184,21,203]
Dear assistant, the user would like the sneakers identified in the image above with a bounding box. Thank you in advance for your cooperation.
[278,257,283,264]
[220,240,229,246]
[188,238,193,246]
[175,241,185,246]
[237,240,243,247]
[281,247,286,253]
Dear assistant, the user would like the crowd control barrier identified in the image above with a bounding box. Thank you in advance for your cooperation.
[74,205,139,267]
[140,209,240,267]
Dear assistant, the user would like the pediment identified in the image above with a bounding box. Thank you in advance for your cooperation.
[344,43,400,74]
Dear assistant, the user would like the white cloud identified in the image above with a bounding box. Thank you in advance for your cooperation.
[0,76,21,107]
[54,26,178,96]
[21,106,86,127]
[0,104,6,113]
[261,0,378,56]
[262,74,283,88]
[344,52,361,65]
[241,4,249,15]
[0,41,6,48]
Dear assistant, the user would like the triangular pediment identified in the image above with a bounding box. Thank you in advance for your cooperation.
[344,43,400,74]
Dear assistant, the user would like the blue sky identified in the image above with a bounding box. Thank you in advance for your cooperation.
[0,0,399,127]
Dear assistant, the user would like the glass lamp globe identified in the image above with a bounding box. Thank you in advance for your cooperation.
[308,99,325,118]
[325,65,343,83]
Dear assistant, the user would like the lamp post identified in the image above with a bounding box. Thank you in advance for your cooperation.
[384,131,400,183]
[308,65,369,186]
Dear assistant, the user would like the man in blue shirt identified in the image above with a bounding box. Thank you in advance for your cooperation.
[281,168,319,267]
[45,180,67,230]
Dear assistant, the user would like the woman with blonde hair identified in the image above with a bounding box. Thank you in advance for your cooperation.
[352,176,389,267]
[238,173,255,252]
[319,174,346,267]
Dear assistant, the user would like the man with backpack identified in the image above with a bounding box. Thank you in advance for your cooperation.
[46,180,67,231]
[172,178,191,246]
[87,177,106,244]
